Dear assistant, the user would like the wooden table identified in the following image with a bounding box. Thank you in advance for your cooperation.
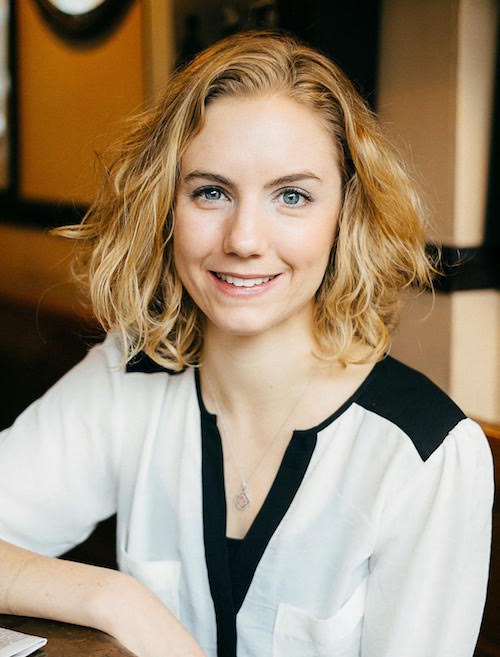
[0,614,136,656]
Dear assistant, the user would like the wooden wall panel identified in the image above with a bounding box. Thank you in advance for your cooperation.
[17,0,144,205]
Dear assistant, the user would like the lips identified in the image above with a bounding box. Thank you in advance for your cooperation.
[214,272,278,287]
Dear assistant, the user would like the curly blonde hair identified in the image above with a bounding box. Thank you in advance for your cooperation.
[55,30,436,370]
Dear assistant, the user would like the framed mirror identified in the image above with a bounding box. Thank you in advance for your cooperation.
[0,0,137,228]
[34,0,133,40]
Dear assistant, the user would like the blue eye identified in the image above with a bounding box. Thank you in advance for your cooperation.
[192,186,228,202]
[203,189,222,201]
[282,190,301,205]
[280,188,311,206]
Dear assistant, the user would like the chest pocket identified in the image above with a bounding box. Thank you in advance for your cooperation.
[119,548,182,621]
[272,578,367,657]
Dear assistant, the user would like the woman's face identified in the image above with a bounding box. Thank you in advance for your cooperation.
[173,93,342,339]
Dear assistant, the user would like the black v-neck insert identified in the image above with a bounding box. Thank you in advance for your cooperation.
[200,401,318,656]
[226,536,243,564]
[196,361,386,656]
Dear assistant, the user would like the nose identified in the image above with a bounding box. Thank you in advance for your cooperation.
[222,200,268,257]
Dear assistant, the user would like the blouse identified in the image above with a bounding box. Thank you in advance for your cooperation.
[0,333,494,657]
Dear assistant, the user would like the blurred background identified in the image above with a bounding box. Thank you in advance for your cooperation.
[0,1,498,654]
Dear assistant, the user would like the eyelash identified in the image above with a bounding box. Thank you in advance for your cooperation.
[190,185,313,206]
[191,186,228,203]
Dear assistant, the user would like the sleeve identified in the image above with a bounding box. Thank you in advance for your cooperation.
[361,418,494,657]
[0,334,124,557]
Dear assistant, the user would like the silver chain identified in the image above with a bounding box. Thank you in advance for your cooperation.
[205,371,311,510]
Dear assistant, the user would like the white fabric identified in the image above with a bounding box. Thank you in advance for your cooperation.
[0,334,494,657]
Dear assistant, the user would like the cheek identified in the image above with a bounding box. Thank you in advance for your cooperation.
[173,223,188,264]
[174,214,219,263]
[173,221,201,271]
[172,223,197,291]
[172,234,201,305]
[287,221,336,270]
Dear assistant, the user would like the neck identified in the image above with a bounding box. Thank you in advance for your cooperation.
[200,319,320,419]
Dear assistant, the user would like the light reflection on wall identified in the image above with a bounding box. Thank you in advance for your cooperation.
[0,0,8,189]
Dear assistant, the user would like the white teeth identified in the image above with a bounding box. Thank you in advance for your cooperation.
[215,273,275,287]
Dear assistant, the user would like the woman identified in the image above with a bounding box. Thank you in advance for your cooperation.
[0,30,493,657]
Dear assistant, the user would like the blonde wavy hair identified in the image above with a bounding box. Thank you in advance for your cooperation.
[56,30,436,370]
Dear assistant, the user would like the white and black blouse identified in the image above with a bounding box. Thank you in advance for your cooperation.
[0,334,494,657]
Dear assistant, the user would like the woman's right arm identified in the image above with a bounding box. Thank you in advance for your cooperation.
[0,538,206,657]
[0,337,207,656]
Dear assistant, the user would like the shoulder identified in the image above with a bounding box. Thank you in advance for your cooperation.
[74,336,189,401]
[356,355,467,462]
[90,335,185,379]
[125,349,185,376]
[122,346,194,399]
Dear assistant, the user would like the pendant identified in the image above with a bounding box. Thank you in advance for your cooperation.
[234,482,250,510]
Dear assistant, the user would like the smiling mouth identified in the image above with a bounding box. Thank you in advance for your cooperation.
[213,272,279,287]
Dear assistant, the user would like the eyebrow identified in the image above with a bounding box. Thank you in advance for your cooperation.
[182,170,322,188]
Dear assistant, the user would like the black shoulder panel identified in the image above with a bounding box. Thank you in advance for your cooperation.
[125,351,182,375]
[357,356,466,462]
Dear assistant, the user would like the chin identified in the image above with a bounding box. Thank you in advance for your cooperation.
[217,321,273,337]
[208,312,280,338]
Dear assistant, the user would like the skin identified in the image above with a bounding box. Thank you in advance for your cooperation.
[174,93,343,340]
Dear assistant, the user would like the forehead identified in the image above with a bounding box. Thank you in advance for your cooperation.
[180,93,339,177]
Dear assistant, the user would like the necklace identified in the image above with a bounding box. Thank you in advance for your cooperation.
[205,372,311,511]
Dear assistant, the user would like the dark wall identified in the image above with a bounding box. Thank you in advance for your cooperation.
[276,0,382,107]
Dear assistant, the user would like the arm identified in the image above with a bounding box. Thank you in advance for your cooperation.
[361,419,494,657]
[0,538,206,657]
[0,338,206,656]
[0,338,123,557]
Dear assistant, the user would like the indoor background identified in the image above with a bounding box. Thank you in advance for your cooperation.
[0,1,498,655]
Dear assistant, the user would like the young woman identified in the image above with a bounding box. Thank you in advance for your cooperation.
[0,30,493,657]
